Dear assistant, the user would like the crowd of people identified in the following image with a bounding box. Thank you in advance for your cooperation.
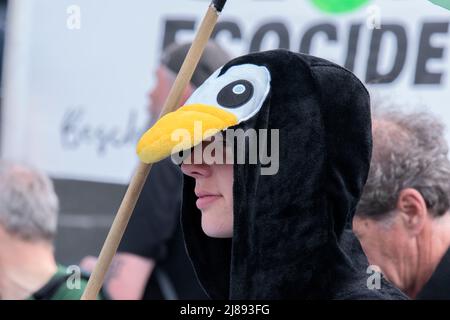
[1,40,450,299]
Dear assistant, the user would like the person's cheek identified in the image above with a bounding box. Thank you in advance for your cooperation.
[224,166,234,222]
[227,166,234,206]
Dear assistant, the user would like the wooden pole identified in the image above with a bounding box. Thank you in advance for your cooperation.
[81,2,225,300]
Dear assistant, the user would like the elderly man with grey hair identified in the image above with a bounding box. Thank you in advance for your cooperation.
[0,162,104,299]
[353,109,450,299]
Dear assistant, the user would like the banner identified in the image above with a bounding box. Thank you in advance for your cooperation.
[2,0,449,183]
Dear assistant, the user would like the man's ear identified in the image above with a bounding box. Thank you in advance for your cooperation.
[352,214,370,239]
[181,84,196,105]
[0,224,9,241]
[396,188,428,235]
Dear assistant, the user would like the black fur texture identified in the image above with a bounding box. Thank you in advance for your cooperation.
[181,50,407,300]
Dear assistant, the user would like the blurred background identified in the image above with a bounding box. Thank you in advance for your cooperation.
[0,0,448,266]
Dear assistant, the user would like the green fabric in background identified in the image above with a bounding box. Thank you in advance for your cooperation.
[27,265,105,300]
[429,0,450,10]
[50,265,92,300]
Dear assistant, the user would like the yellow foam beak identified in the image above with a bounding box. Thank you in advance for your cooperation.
[137,104,238,164]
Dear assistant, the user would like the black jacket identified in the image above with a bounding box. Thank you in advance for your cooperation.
[417,249,450,299]
[181,50,407,300]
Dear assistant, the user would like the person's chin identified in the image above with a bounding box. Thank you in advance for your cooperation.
[199,205,219,222]
[200,205,232,238]
[201,217,231,238]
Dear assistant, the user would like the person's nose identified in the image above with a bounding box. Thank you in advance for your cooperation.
[181,163,211,179]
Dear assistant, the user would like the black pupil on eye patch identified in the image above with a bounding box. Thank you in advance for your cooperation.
[217,80,254,108]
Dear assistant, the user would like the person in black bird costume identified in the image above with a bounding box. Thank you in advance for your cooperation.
[136,49,408,300]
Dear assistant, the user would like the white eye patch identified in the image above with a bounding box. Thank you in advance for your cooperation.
[185,64,271,123]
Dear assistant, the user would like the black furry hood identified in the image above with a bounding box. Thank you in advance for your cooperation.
[181,49,406,300]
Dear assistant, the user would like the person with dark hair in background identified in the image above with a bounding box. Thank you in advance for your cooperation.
[353,109,450,299]
[81,41,231,299]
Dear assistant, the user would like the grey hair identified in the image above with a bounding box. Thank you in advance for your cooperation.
[356,108,450,219]
[0,162,59,241]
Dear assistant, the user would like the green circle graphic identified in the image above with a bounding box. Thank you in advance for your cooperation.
[311,0,371,14]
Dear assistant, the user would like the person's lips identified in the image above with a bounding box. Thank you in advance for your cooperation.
[195,190,222,209]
